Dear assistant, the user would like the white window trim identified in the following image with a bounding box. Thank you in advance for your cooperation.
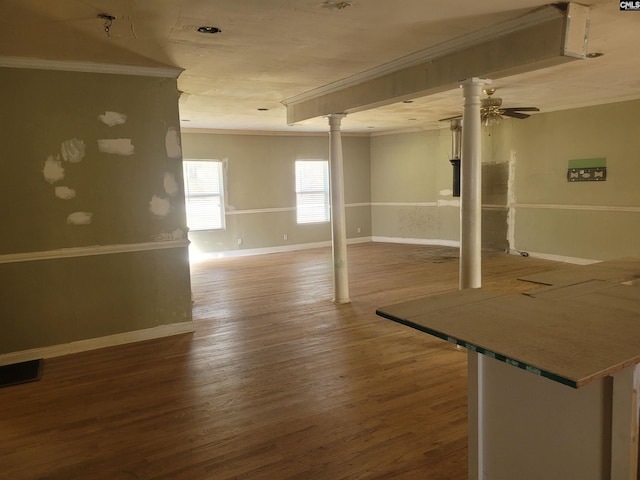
[295,160,330,224]
[182,159,226,231]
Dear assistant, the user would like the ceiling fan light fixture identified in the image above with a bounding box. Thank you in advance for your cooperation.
[482,112,502,127]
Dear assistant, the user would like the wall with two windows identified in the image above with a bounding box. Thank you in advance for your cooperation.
[181,132,371,256]
[182,99,640,263]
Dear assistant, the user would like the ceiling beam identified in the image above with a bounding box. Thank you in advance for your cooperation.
[282,3,590,125]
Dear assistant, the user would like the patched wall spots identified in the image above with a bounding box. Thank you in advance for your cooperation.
[97,139,135,156]
[55,186,76,200]
[149,171,182,225]
[38,109,186,233]
[482,161,509,205]
[60,138,86,163]
[98,111,127,127]
[149,195,171,218]
[397,207,438,238]
[43,141,84,223]
[482,208,509,252]
[43,155,65,183]
[163,172,179,197]
[481,160,509,251]
[165,126,182,159]
[67,212,93,225]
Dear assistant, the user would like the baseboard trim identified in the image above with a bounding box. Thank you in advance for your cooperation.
[190,237,372,261]
[508,249,598,265]
[0,321,195,366]
[190,235,464,261]
[372,236,460,248]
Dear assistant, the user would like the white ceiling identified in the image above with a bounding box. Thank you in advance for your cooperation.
[0,0,637,133]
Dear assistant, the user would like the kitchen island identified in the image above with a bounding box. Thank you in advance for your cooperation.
[377,263,640,480]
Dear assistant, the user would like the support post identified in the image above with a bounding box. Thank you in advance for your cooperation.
[327,114,350,304]
[459,78,490,480]
[459,78,490,290]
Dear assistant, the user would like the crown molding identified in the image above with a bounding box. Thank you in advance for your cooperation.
[0,56,182,78]
[180,127,369,137]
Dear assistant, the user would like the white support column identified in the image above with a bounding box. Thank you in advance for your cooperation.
[460,78,490,480]
[327,114,350,304]
[459,77,490,290]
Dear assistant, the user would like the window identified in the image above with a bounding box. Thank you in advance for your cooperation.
[182,160,225,230]
[295,160,330,224]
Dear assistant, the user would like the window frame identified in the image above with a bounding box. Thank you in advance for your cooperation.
[295,160,330,225]
[182,159,226,231]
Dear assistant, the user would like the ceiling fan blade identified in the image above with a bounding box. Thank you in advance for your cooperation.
[502,107,540,112]
[501,110,530,119]
[439,114,462,122]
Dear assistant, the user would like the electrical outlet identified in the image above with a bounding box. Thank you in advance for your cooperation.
[357,227,361,234]
[283,234,288,240]
[237,238,243,245]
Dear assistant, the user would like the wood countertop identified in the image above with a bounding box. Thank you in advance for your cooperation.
[377,279,640,388]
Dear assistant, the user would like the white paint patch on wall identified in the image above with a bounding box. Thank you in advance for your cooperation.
[222,158,233,211]
[165,126,182,159]
[97,139,135,156]
[99,111,127,127]
[43,155,65,183]
[60,138,86,163]
[171,228,185,240]
[163,172,179,197]
[149,195,171,218]
[55,186,76,200]
[67,212,93,225]
[507,149,517,252]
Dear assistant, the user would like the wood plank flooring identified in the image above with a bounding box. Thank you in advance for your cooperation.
[0,243,563,479]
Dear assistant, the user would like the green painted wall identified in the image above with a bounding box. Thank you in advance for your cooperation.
[510,100,640,260]
[184,100,640,262]
[181,132,371,254]
[370,128,509,249]
[369,99,640,260]
[0,67,192,355]
[6,65,637,357]
[370,129,456,242]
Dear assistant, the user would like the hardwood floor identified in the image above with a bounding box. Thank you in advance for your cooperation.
[0,243,563,479]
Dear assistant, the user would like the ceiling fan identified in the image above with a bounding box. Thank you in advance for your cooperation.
[440,88,540,126]
[480,88,540,125]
